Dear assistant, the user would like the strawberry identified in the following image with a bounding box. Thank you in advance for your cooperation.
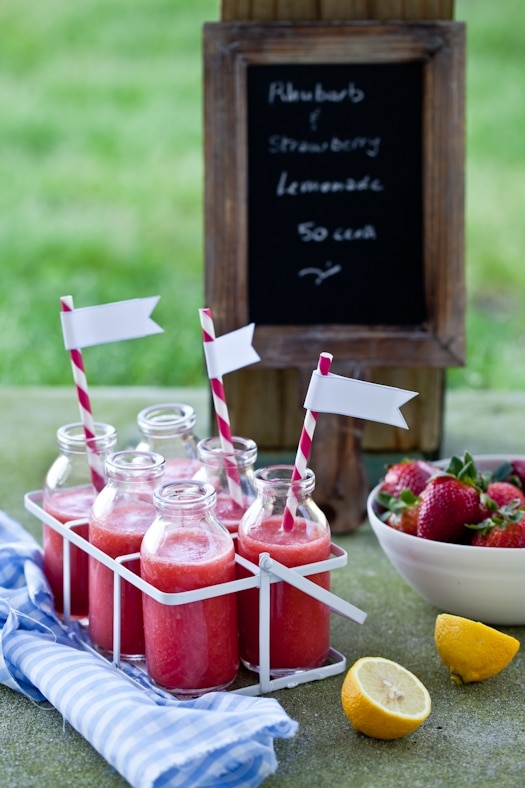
[489,459,525,490]
[379,459,435,499]
[417,452,485,543]
[417,476,482,543]
[386,502,420,536]
[486,481,525,508]
[469,503,525,548]
[375,489,420,535]
[510,459,525,488]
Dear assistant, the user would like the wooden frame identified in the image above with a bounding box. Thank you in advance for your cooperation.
[204,21,465,368]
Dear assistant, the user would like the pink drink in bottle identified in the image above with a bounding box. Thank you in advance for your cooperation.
[195,435,257,534]
[135,403,202,481]
[237,466,331,674]
[42,422,117,620]
[141,480,238,695]
[88,450,165,658]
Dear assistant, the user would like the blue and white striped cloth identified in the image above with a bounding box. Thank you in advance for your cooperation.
[0,511,298,787]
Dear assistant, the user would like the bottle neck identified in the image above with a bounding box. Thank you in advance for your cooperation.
[137,403,197,439]
[105,450,166,484]
[254,465,316,502]
[56,422,117,455]
[153,480,217,517]
[197,435,257,471]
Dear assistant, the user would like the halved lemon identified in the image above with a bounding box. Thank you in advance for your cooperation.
[434,613,520,685]
[341,656,431,740]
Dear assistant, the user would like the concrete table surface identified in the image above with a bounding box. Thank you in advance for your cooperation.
[1,386,524,787]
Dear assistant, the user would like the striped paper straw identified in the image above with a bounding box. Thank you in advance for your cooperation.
[199,308,243,507]
[282,352,333,532]
[60,296,105,492]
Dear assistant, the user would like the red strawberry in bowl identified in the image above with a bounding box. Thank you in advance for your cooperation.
[387,503,420,536]
[470,503,525,548]
[486,481,525,508]
[417,452,485,543]
[488,459,525,491]
[510,459,525,488]
[375,488,420,536]
[417,476,483,543]
[379,459,436,499]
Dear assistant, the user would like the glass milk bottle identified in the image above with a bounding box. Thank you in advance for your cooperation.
[141,480,238,696]
[88,450,165,659]
[195,436,257,534]
[42,422,117,621]
[136,402,201,481]
[237,465,331,675]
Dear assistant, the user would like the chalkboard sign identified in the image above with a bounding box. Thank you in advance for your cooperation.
[204,21,465,368]
[247,61,425,327]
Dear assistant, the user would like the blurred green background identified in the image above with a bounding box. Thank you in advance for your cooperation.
[0,0,523,389]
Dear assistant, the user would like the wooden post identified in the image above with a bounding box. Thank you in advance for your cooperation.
[208,0,461,533]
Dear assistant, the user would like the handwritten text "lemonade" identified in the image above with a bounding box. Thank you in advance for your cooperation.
[276,172,384,196]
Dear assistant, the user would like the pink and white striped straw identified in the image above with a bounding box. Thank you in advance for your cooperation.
[60,295,105,493]
[282,352,333,532]
[199,307,243,507]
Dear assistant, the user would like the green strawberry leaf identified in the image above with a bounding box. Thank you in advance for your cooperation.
[489,460,524,490]
[445,451,483,488]
[491,461,513,482]
[466,500,525,534]
[376,488,419,520]
[445,454,463,477]
[480,492,498,512]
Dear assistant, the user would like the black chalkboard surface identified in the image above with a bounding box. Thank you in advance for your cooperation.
[247,62,425,327]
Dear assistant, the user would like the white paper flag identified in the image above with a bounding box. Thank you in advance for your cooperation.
[303,370,418,429]
[60,296,163,349]
[203,323,261,378]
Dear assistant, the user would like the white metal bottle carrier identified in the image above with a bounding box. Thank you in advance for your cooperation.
[25,490,367,696]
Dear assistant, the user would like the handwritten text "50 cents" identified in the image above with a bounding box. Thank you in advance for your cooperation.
[297,222,377,243]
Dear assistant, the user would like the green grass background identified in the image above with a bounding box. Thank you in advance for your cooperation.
[0,0,523,389]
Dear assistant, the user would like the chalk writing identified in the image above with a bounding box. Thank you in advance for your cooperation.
[309,108,321,130]
[297,222,377,243]
[268,81,365,104]
[268,135,381,157]
[277,172,384,197]
[298,262,342,285]
[247,61,424,326]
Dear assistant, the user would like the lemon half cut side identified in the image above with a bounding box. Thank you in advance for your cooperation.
[434,613,520,685]
[341,656,431,740]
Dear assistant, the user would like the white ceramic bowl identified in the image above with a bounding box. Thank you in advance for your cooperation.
[367,455,525,625]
